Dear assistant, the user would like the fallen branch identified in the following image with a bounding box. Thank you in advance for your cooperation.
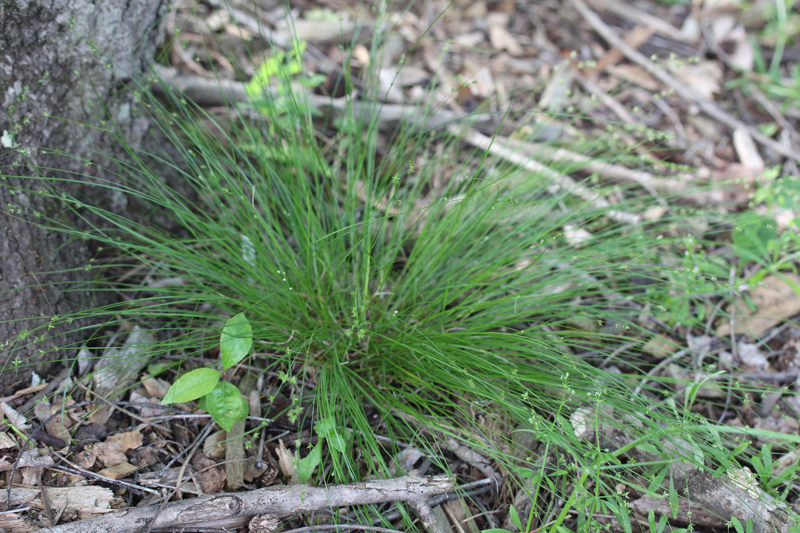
[44,474,454,533]
[451,126,641,226]
[150,67,489,132]
[499,136,726,206]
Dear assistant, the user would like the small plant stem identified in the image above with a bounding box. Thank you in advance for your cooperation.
[546,468,590,533]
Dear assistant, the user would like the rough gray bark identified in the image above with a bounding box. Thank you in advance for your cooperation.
[0,0,169,392]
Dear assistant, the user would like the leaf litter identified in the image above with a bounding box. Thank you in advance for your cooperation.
[3,0,800,532]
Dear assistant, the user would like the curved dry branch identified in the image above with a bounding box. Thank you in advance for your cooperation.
[43,474,454,533]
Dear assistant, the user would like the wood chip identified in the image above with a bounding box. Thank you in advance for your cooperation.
[733,126,765,170]
[1,486,116,520]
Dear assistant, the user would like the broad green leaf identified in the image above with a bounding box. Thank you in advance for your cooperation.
[315,417,347,453]
[657,513,668,533]
[516,467,540,479]
[161,368,221,404]
[508,505,522,532]
[298,443,322,483]
[314,417,335,437]
[732,211,777,262]
[205,381,248,432]
[327,432,347,453]
[220,313,253,370]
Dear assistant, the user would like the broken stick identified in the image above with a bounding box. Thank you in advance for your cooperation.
[44,474,454,533]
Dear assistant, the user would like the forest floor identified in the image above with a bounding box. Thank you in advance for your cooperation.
[2,0,800,532]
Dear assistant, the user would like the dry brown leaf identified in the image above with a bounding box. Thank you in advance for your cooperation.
[538,67,574,112]
[197,465,226,493]
[665,365,725,398]
[75,449,97,470]
[249,515,282,533]
[736,341,770,372]
[717,274,800,337]
[203,429,227,459]
[276,19,357,43]
[33,402,72,445]
[487,13,523,56]
[643,206,668,221]
[727,25,754,70]
[97,461,138,480]
[107,427,144,452]
[92,327,158,425]
[754,416,800,446]
[0,430,17,449]
[669,60,722,100]
[129,390,163,418]
[454,32,484,47]
[139,467,201,495]
[733,126,765,170]
[0,449,55,471]
[89,441,127,467]
[224,22,252,40]
[605,64,660,91]
[275,439,299,485]
[643,334,679,357]
[1,402,30,430]
[594,25,655,74]
[352,44,370,66]
[141,376,171,399]
[46,418,72,446]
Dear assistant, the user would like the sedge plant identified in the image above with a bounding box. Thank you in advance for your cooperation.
[2,11,799,533]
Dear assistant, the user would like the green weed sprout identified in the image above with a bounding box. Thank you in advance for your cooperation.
[161,313,253,432]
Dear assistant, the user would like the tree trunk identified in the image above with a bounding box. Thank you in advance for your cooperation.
[0,0,168,392]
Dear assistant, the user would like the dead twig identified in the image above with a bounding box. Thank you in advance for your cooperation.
[281,525,407,533]
[499,136,722,205]
[151,67,490,133]
[45,474,454,533]
[50,451,158,496]
[451,126,641,226]
[445,438,498,481]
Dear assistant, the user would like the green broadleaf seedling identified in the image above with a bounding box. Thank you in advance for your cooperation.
[297,443,322,484]
[161,367,221,404]
[163,313,253,431]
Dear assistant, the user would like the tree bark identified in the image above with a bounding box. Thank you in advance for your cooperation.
[0,0,168,392]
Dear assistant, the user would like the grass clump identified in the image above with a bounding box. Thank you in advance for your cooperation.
[2,23,795,533]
